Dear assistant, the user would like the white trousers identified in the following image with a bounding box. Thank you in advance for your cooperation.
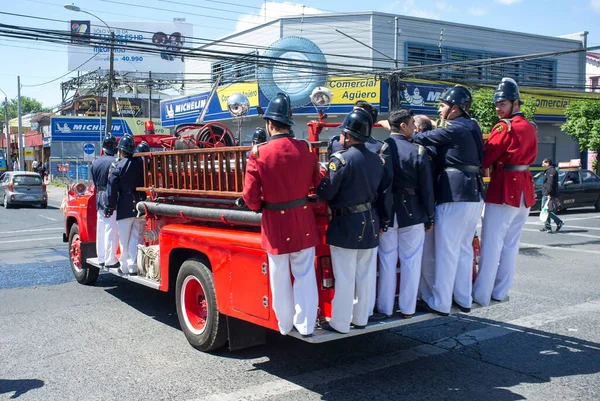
[368,246,378,316]
[377,223,425,316]
[419,229,436,302]
[329,245,377,333]
[96,211,119,265]
[426,201,484,313]
[117,217,144,273]
[267,247,318,336]
[473,199,529,306]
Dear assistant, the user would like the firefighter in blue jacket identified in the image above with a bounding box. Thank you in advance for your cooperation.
[411,85,485,316]
[316,108,391,334]
[106,135,147,274]
[377,108,435,319]
[327,101,383,157]
[91,134,119,269]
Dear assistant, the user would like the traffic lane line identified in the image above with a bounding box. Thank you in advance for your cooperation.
[0,237,63,245]
[521,228,600,240]
[524,221,600,231]
[190,300,600,401]
[0,227,63,235]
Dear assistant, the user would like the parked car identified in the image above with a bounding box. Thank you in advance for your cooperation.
[532,168,600,212]
[0,171,48,209]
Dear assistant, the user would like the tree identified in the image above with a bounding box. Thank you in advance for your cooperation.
[0,96,51,120]
[470,88,537,134]
[561,99,600,173]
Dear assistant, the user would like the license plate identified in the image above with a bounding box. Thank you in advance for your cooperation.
[23,196,37,201]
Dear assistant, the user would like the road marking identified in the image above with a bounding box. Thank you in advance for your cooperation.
[524,221,600,231]
[0,228,63,235]
[0,237,60,244]
[190,301,600,401]
[522,228,600,239]
[561,215,600,222]
[520,242,600,255]
[38,215,58,221]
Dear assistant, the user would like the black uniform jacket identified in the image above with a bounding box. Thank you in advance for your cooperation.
[412,116,484,204]
[317,144,390,249]
[542,166,559,197]
[381,134,434,228]
[107,155,146,221]
[91,154,116,212]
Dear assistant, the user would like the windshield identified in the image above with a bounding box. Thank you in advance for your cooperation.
[533,170,567,187]
[13,175,43,186]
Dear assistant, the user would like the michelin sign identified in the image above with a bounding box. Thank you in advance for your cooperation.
[51,116,168,141]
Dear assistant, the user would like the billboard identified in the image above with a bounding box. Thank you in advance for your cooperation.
[68,21,193,75]
[50,116,169,142]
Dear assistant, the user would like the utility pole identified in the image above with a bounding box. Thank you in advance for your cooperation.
[105,31,114,138]
[148,71,152,121]
[17,76,24,171]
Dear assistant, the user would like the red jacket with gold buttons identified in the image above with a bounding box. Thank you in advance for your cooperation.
[483,114,538,208]
[242,134,321,255]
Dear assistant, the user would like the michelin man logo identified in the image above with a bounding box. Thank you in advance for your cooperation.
[56,123,72,133]
[403,87,425,106]
[166,104,175,119]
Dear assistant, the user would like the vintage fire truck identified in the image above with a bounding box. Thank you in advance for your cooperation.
[63,107,488,352]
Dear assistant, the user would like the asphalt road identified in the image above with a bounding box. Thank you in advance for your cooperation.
[1,189,599,401]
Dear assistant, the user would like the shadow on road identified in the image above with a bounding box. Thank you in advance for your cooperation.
[0,379,44,399]
[214,314,600,400]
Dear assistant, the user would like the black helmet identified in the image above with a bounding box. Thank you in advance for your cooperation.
[135,141,150,153]
[263,93,294,126]
[440,85,472,112]
[340,108,372,141]
[493,77,523,104]
[353,101,378,128]
[102,134,117,155]
[251,128,267,144]
[117,135,135,154]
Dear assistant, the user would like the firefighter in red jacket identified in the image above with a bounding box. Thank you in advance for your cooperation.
[242,93,322,337]
[473,77,538,306]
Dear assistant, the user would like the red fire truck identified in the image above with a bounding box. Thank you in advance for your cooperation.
[63,115,488,352]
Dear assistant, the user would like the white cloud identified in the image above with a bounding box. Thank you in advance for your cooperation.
[235,2,323,32]
[592,0,600,12]
[495,0,522,4]
[387,0,441,19]
[468,6,488,16]
[436,1,456,12]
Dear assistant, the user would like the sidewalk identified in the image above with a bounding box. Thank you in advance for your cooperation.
[46,185,69,206]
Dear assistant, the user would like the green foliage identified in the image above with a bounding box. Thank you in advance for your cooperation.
[561,99,600,153]
[1,96,51,120]
[470,88,537,134]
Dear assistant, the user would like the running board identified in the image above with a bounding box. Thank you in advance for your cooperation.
[86,257,161,290]
[288,299,507,344]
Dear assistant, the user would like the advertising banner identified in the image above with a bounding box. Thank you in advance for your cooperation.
[68,21,193,75]
[51,116,168,142]
[217,82,260,111]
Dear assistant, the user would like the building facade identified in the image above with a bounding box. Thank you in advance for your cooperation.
[161,11,591,166]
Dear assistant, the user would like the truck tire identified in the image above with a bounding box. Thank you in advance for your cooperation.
[68,223,99,285]
[176,259,227,352]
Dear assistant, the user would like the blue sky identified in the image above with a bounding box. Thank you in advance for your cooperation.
[1,0,599,108]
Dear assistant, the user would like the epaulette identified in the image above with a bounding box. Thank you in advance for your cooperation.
[380,142,389,154]
[251,142,268,158]
[297,139,313,152]
[494,118,512,133]
[330,150,347,165]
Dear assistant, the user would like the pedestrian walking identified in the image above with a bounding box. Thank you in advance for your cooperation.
[539,158,564,233]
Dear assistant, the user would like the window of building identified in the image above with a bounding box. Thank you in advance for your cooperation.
[211,51,258,84]
[591,76,600,92]
[406,43,556,87]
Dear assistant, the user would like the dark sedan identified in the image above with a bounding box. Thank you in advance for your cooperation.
[532,168,600,212]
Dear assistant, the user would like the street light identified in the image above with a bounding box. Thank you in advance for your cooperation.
[64,4,114,140]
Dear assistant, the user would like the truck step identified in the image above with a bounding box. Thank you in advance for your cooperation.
[86,258,160,290]
[288,299,506,343]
